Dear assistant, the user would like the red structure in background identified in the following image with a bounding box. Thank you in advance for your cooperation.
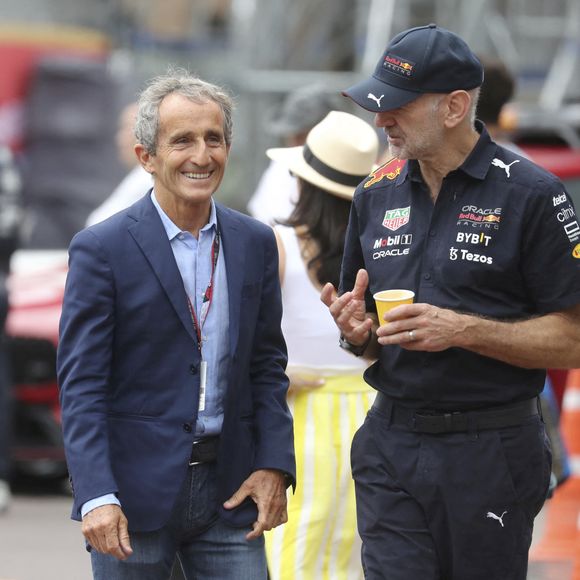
[0,23,109,152]
[548,369,570,413]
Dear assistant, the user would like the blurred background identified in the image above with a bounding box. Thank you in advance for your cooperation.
[1,1,580,578]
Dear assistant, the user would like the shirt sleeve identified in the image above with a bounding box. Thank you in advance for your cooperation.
[520,177,580,313]
[340,194,375,313]
[81,493,121,518]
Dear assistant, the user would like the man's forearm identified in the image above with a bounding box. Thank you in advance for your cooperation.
[456,305,580,369]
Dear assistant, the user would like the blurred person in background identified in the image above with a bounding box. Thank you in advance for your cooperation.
[322,24,580,579]
[0,145,22,512]
[265,111,379,580]
[58,69,295,579]
[85,102,152,226]
[476,57,526,156]
[247,84,348,225]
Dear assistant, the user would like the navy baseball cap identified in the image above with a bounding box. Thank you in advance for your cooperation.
[343,24,484,113]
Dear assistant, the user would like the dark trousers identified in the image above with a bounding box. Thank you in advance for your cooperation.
[351,403,552,580]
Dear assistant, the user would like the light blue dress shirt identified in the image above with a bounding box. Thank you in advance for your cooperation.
[81,192,230,517]
[151,192,230,436]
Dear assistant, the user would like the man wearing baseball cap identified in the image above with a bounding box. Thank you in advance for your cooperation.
[321,24,580,579]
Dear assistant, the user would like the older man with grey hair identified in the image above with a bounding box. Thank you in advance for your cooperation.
[58,69,295,579]
[322,24,580,579]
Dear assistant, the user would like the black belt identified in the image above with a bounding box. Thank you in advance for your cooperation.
[372,392,539,434]
[189,437,220,466]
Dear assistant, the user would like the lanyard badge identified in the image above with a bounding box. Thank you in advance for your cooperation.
[186,229,220,412]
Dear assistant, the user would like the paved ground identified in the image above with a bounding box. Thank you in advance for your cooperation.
[0,488,91,580]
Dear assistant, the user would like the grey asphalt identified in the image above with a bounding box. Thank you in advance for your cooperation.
[0,492,91,580]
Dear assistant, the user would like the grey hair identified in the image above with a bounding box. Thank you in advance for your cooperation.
[431,89,480,127]
[135,68,234,154]
[468,88,481,127]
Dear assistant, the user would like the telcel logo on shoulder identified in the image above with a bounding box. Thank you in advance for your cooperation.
[553,193,567,207]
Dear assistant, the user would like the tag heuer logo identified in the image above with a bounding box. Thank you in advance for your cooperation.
[382,206,410,231]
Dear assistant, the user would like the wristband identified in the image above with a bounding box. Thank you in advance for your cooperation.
[339,330,371,357]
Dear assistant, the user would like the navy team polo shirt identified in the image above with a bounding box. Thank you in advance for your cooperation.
[341,123,580,410]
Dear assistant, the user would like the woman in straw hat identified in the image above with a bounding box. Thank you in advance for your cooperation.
[264,111,379,580]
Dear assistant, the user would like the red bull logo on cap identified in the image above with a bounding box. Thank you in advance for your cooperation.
[364,158,406,188]
[383,54,416,77]
[573,243,580,259]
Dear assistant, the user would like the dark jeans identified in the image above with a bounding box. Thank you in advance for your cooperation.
[91,462,267,579]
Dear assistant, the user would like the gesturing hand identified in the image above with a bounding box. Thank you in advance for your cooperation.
[320,268,373,346]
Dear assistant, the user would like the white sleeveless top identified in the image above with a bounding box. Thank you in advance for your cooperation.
[275,225,367,375]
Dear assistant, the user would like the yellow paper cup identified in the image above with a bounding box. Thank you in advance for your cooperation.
[373,289,415,325]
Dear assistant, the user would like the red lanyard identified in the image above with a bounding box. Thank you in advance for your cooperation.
[186,230,220,353]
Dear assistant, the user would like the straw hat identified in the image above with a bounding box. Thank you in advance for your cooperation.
[266,111,379,199]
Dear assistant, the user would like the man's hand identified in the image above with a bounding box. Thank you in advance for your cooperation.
[81,504,133,560]
[376,302,464,351]
[223,469,288,540]
[320,268,373,346]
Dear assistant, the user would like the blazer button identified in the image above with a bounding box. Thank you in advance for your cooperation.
[183,423,192,433]
[190,364,198,374]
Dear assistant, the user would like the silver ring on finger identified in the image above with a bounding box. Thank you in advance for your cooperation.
[408,330,415,341]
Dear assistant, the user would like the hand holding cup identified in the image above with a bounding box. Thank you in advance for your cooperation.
[373,289,415,325]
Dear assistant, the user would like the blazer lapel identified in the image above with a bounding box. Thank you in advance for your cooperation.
[216,204,244,356]
[127,196,196,342]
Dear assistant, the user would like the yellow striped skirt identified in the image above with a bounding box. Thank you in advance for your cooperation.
[266,374,375,580]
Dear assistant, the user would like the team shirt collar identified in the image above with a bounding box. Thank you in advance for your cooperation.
[397,120,499,186]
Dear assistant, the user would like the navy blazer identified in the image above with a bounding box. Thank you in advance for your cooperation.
[57,195,295,531]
